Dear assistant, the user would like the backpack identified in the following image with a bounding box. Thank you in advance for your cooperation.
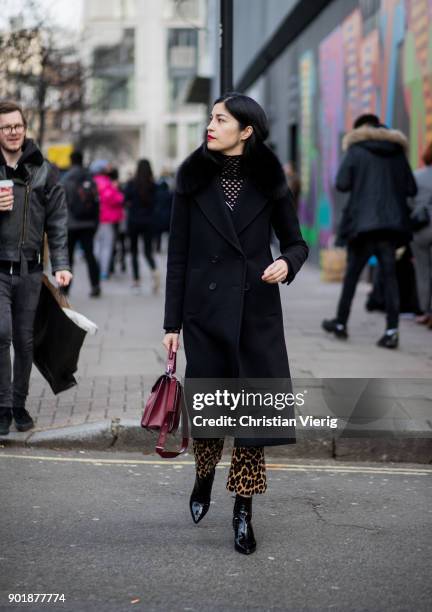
[64,170,99,222]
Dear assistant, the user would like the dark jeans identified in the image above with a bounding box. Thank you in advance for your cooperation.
[109,223,127,274]
[129,225,156,281]
[68,228,100,289]
[0,270,43,410]
[337,237,399,329]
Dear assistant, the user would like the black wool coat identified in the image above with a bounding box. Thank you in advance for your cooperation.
[336,126,418,247]
[163,143,309,447]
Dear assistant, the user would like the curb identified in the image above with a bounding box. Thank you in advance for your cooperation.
[0,420,431,463]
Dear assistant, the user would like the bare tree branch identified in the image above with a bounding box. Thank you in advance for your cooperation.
[0,0,85,148]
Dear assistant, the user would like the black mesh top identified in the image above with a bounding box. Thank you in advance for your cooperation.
[219,155,244,211]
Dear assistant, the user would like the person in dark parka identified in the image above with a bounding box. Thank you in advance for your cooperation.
[322,113,417,349]
[163,92,308,555]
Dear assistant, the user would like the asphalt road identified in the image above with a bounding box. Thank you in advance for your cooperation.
[0,449,431,612]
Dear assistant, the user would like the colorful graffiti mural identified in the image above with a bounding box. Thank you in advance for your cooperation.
[299,51,319,245]
[299,0,432,247]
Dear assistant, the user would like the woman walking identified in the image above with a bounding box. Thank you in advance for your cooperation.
[411,143,432,327]
[125,159,160,293]
[92,160,125,280]
[163,93,309,554]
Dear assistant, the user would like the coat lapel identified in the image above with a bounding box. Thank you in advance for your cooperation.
[194,176,243,254]
[194,176,270,253]
[231,178,269,236]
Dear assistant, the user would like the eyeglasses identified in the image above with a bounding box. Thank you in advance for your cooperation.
[0,124,25,135]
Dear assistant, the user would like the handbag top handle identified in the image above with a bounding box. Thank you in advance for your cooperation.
[166,348,177,375]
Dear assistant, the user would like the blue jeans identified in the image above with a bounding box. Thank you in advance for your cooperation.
[0,270,42,410]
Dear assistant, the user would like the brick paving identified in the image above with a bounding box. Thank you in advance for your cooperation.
[22,243,432,431]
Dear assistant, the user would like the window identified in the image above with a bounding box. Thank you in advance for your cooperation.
[168,76,189,104]
[92,28,135,111]
[167,28,198,108]
[187,123,200,152]
[168,29,198,70]
[166,123,178,158]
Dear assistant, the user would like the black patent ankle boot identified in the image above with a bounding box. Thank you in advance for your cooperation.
[233,494,256,555]
[189,468,215,524]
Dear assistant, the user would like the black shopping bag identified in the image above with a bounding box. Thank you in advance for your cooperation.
[33,275,86,394]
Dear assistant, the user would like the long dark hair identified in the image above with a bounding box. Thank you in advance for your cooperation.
[205,92,269,166]
[134,159,154,205]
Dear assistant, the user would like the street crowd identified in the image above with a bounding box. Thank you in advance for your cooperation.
[0,94,432,556]
[61,153,174,298]
[0,99,431,440]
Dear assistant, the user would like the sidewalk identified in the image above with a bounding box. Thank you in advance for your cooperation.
[1,246,431,462]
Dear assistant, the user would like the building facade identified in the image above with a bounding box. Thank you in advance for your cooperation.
[233,0,432,256]
[81,0,209,177]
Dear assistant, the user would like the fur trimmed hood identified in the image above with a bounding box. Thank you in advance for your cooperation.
[175,142,289,199]
[342,126,408,153]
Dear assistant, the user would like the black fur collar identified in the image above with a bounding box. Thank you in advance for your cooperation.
[175,142,288,199]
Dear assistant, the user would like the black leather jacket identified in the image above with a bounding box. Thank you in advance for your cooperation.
[0,139,70,272]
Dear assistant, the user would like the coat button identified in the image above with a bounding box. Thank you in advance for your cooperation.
[209,282,217,290]
[210,255,219,263]
[244,282,250,291]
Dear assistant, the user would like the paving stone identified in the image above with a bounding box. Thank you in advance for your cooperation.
[15,254,431,461]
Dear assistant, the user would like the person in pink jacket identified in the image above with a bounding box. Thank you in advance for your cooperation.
[91,160,124,280]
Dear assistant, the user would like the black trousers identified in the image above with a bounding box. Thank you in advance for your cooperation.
[109,223,127,274]
[0,270,42,410]
[129,225,156,281]
[337,237,399,329]
[68,228,100,289]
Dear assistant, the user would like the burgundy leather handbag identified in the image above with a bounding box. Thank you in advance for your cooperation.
[141,349,189,458]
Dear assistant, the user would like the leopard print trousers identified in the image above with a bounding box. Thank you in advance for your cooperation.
[192,438,267,495]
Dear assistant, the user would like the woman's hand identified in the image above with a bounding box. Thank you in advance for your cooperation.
[163,333,180,353]
[261,259,288,283]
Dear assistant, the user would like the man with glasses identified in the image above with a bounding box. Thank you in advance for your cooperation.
[0,100,72,436]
